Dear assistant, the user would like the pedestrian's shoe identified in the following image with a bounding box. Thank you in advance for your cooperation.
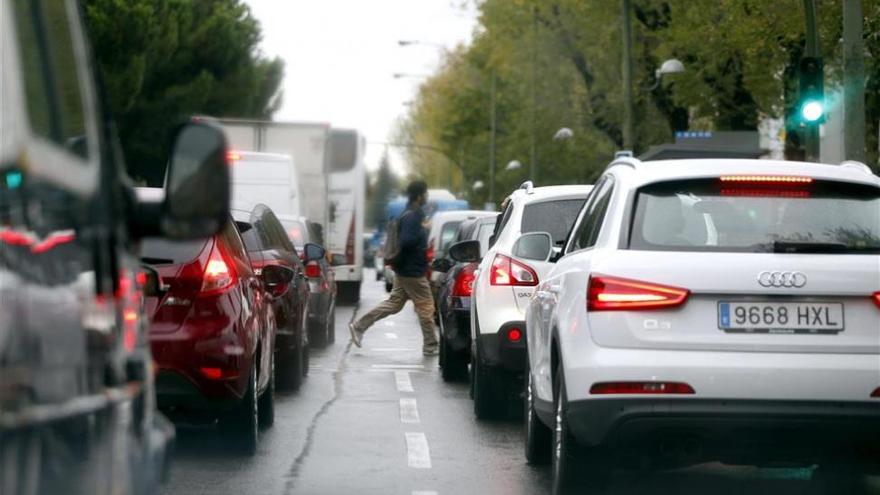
[348,322,363,348]
[422,347,439,357]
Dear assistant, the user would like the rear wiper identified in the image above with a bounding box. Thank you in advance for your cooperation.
[772,241,849,253]
[141,257,174,265]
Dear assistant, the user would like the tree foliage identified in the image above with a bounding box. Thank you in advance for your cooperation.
[403,0,879,204]
[84,0,284,184]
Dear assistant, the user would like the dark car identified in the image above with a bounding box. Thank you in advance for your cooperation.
[0,1,232,490]
[435,215,498,381]
[142,213,286,454]
[277,214,337,347]
[234,207,324,388]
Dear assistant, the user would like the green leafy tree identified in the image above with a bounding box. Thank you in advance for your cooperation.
[367,150,400,229]
[84,0,284,184]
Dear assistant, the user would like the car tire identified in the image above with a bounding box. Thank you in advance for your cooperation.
[441,339,467,382]
[310,315,328,348]
[258,353,275,428]
[551,368,609,494]
[524,367,552,465]
[472,350,502,420]
[327,310,336,344]
[282,342,304,391]
[222,360,258,455]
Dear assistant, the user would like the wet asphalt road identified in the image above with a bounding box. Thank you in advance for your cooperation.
[160,269,878,495]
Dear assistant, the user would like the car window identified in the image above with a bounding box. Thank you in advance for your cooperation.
[141,239,208,265]
[237,220,265,252]
[222,219,253,274]
[570,177,614,252]
[491,201,513,246]
[439,220,462,253]
[629,179,880,253]
[521,198,585,246]
[476,222,496,256]
[262,210,298,255]
[13,0,91,161]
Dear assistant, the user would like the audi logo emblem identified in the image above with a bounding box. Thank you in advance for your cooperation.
[757,271,807,288]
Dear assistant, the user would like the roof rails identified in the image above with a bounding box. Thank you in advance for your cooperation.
[604,153,643,171]
[519,181,534,194]
[840,160,873,175]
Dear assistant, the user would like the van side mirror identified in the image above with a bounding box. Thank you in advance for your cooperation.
[449,240,481,263]
[304,242,326,262]
[162,122,230,239]
[513,232,553,262]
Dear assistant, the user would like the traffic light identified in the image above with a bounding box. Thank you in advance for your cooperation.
[798,57,825,124]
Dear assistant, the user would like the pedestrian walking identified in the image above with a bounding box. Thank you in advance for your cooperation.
[349,180,439,355]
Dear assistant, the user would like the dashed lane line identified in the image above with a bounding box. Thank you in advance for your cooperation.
[404,432,432,469]
[412,492,438,495]
[394,371,414,392]
[399,398,420,424]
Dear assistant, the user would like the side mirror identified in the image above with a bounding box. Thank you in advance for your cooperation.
[448,240,481,263]
[513,232,553,262]
[140,266,161,297]
[261,265,295,298]
[330,254,347,267]
[304,242,326,263]
[430,257,453,273]
[161,122,230,239]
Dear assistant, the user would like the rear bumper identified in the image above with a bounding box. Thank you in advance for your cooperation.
[155,370,242,411]
[441,307,472,353]
[566,397,880,460]
[476,321,527,371]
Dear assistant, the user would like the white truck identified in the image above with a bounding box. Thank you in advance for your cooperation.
[219,119,366,303]
[228,150,302,216]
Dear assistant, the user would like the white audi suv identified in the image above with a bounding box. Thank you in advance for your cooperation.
[523,157,880,494]
[468,182,592,419]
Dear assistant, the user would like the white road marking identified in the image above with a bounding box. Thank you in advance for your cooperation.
[371,364,425,370]
[405,432,432,468]
[384,332,398,339]
[412,492,438,495]
[394,371,414,392]
[399,398,420,424]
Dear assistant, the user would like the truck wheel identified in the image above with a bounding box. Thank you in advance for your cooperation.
[524,366,551,465]
[222,361,258,455]
[258,354,275,428]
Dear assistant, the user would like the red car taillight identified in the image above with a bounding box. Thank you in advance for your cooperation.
[587,275,689,311]
[426,239,435,263]
[871,387,880,398]
[590,382,695,395]
[452,265,477,297]
[200,245,237,295]
[490,254,538,287]
[871,292,880,310]
[305,261,321,278]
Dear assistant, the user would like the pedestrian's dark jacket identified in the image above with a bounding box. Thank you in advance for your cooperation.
[396,204,428,277]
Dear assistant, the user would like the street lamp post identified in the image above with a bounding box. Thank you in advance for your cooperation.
[621,0,635,152]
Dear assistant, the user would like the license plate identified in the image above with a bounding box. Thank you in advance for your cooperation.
[717,301,844,334]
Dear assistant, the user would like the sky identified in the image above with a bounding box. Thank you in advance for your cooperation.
[245,0,479,175]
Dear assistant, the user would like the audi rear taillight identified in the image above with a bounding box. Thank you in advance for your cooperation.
[587,275,689,311]
[200,246,237,295]
[590,382,695,395]
[305,261,321,278]
[490,254,538,287]
[872,292,880,310]
[452,265,477,297]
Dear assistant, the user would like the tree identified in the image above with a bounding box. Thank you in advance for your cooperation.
[84,0,284,184]
[366,150,400,229]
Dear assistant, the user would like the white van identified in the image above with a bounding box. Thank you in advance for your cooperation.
[229,150,302,217]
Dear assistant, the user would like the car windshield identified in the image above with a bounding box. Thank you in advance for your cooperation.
[438,220,462,252]
[521,199,585,245]
[279,219,308,249]
[141,239,207,265]
[630,179,880,253]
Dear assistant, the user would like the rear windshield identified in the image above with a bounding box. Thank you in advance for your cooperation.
[141,239,207,265]
[279,219,308,248]
[521,199,585,245]
[439,221,462,252]
[629,179,880,254]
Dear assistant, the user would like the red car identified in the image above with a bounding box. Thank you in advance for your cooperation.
[142,216,292,454]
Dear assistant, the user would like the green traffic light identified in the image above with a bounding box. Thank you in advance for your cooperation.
[801,100,824,122]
